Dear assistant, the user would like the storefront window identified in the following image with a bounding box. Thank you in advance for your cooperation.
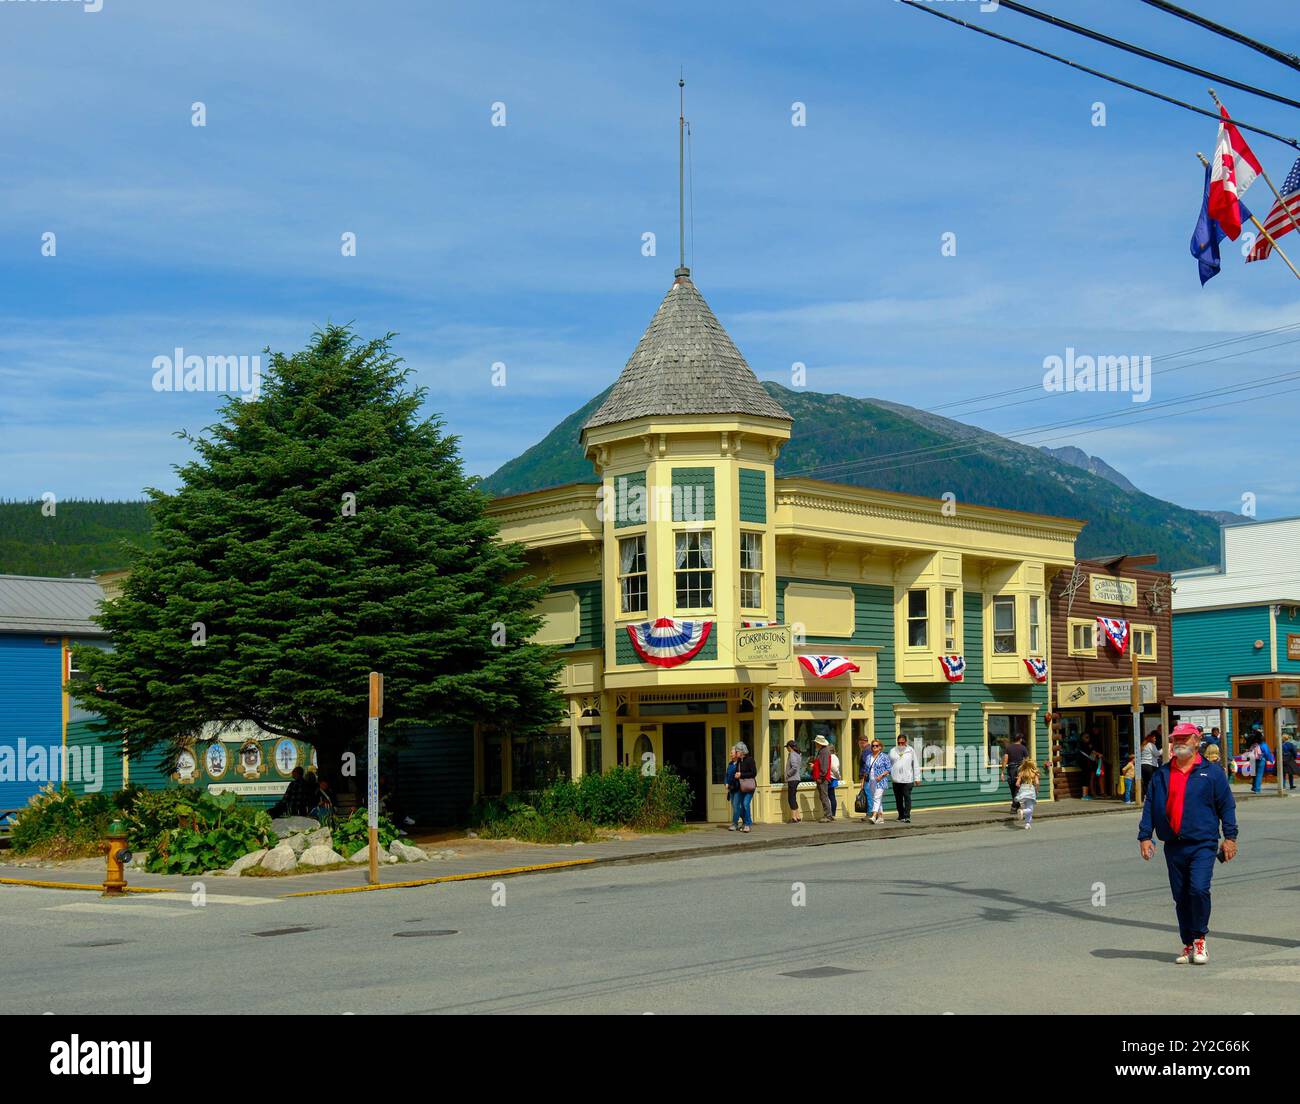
[986,712,1030,768]
[793,719,835,781]
[769,719,786,784]
[510,729,571,793]
[711,727,728,785]
[583,730,602,776]
[900,716,950,770]
[851,717,871,781]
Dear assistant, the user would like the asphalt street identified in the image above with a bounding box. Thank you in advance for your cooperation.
[2,800,1296,1015]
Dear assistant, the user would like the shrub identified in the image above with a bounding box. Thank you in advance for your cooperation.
[476,806,598,844]
[631,766,692,831]
[574,766,645,826]
[137,790,274,875]
[331,808,404,859]
[9,785,118,859]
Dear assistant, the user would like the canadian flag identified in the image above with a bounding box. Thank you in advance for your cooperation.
[1208,106,1262,240]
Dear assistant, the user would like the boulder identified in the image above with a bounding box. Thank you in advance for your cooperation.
[128,850,150,870]
[298,844,347,867]
[282,833,309,856]
[388,840,428,863]
[227,849,267,876]
[261,844,298,873]
[270,816,319,836]
[348,844,393,864]
[305,827,334,849]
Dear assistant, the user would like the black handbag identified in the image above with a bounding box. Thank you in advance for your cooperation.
[854,787,870,814]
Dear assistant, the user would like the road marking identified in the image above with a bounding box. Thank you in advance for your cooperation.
[148,892,279,906]
[44,902,196,918]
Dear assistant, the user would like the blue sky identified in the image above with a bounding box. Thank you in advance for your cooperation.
[1,0,1297,518]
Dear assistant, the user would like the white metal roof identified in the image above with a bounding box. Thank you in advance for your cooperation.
[1172,516,1300,612]
[0,575,108,636]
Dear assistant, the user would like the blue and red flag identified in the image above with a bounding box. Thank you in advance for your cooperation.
[1191,164,1251,286]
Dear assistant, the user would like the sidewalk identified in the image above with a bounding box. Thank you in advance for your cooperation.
[0,796,1150,898]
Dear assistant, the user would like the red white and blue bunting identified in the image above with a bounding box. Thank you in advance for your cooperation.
[797,655,861,679]
[741,620,773,628]
[626,618,713,668]
[1023,657,1049,683]
[938,654,966,682]
[1097,616,1129,656]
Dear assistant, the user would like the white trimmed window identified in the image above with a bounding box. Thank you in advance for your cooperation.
[739,531,763,609]
[619,535,647,614]
[993,595,1017,655]
[907,589,928,648]
[1028,595,1042,654]
[674,530,714,609]
[944,588,958,652]
[1133,625,1157,662]
[1069,618,1096,656]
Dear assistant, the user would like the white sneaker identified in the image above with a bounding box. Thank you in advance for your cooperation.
[1192,938,1208,964]
[1175,944,1193,964]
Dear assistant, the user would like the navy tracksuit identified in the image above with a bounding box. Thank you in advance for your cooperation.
[1138,757,1238,945]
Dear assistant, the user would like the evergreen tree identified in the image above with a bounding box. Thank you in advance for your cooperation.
[73,325,562,776]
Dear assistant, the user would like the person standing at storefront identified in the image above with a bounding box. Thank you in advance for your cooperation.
[811,734,835,822]
[1139,722,1238,965]
[889,733,920,823]
[784,739,804,823]
[732,742,757,833]
[1002,733,1031,816]
[1139,730,1160,793]
[1250,728,1274,794]
[1077,732,1102,800]
[1282,733,1297,791]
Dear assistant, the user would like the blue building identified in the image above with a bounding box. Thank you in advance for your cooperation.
[1172,517,1300,755]
[0,575,113,817]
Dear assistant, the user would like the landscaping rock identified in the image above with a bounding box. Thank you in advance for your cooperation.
[305,827,333,849]
[388,840,428,863]
[270,816,319,836]
[283,833,309,856]
[261,844,298,873]
[298,844,347,867]
[227,849,267,876]
[348,845,393,864]
[128,850,150,870]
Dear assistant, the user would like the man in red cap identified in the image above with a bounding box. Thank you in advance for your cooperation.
[1139,722,1238,964]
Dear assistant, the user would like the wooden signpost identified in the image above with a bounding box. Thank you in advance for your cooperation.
[367,671,383,885]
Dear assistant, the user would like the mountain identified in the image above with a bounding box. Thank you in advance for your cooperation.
[1039,445,1140,495]
[480,382,1221,572]
[0,499,154,578]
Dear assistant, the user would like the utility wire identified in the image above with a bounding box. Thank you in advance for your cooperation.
[898,0,1300,150]
[1138,0,1300,73]
[783,368,1300,480]
[996,0,1300,111]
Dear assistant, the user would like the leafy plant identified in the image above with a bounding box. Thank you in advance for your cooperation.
[9,785,117,859]
[331,807,403,859]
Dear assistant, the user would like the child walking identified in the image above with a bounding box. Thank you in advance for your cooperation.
[1016,761,1040,830]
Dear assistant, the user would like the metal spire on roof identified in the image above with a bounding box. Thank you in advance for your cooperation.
[676,74,689,280]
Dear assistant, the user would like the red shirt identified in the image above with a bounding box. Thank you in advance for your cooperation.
[1166,753,1202,835]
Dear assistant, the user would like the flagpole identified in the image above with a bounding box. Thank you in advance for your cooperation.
[1198,150,1300,281]
[1210,89,1300,243]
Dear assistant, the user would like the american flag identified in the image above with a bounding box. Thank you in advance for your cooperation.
[1246,158,1300,262]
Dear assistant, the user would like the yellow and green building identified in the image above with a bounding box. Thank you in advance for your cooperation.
[485,266,1084,821]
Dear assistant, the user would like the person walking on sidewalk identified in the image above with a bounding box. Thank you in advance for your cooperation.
[811,735,835,822]
[730,742,757,833]
[784,739,804,823]
[1002,733,1030,815]
[1249,730,1274,794]
[1283,734,1297,791]
[1138,721,1238,965]
[1139,730,1160,793]
[889,733,920,823]
[864,739,892,824]
[1016,761,1040,829]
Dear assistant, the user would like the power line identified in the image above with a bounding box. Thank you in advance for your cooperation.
[996,0,1300,111]
[767,325,1300,458]
[1138,0,1300,73]
[897,0,1300,150]
[782,368,1300,481]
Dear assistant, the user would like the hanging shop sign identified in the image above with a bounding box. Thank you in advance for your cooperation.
[736,624,792,664]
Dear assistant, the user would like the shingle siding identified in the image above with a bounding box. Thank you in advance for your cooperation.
[738,468,767,524]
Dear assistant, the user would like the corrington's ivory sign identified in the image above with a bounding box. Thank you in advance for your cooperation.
[735,625,793,664]
[1089,575,1138,606]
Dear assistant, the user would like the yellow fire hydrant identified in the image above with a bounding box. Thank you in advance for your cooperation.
[102,819,132,897]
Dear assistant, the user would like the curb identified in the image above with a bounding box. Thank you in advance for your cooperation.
[281,858,598,897]
[0,877,169,894]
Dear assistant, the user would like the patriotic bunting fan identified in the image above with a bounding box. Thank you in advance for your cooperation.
[797,655,860,679]
[1023,657,1049,683]
[626,618,713,668]
[1097,616,1129,656]
[938,655,965,682]
[742,620,773,628]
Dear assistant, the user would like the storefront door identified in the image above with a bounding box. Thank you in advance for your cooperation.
[663,722,708,821]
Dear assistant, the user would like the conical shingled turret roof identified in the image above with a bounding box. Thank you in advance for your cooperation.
[583,272,792,431]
